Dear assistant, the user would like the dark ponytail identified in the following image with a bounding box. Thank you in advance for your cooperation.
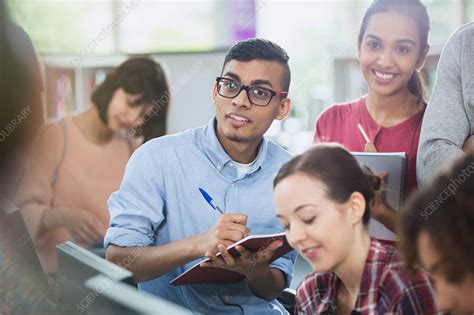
[407,69,427,104]
[274,143,381,226]
[358,0,430,104]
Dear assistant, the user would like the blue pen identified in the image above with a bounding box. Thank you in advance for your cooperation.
[199,187,224,214]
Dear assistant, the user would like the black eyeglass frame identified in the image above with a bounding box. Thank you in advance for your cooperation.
[215,77,288,107]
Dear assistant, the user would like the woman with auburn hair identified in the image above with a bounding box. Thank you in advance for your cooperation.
[273,144,439,314]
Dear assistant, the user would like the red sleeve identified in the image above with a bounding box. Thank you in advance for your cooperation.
[395,270,440,314]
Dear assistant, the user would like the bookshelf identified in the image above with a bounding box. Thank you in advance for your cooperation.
[41,55,127,120]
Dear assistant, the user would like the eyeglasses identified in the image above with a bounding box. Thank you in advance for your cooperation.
[215,77,288,107]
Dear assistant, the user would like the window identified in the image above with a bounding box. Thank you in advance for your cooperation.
[8,0,218,54]
[8,0,115,54]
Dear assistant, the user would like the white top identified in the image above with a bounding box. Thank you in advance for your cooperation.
[232,159,257,177]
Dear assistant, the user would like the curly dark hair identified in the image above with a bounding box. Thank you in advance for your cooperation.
[91,57,170,142]
[399,152,474,283]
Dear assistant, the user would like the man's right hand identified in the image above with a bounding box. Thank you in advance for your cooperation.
[197,213,249,256]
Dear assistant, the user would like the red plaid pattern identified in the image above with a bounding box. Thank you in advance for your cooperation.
[294,239,441,314]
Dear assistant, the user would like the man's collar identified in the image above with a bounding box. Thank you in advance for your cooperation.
[202,117,268,175]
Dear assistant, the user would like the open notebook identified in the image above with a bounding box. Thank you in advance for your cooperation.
[352,152,407,241]
[170,232,294,286]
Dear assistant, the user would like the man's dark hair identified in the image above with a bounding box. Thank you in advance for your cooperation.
[399,152,474,283]
[221,38,291,92]
[91,57,169,141]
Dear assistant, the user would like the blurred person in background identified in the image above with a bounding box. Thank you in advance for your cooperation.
[417,22,474,185]
[17,56,170,275]
[1,0,54,313]
[0,0,44,197]
[400,152,474,313]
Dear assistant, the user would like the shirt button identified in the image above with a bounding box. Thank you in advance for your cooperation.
[229,162,234,167]
[216,163,222,171]
[230,182,235,188]
[223,294,230,302]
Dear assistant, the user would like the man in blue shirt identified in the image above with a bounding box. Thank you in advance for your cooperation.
[105,38,296,314]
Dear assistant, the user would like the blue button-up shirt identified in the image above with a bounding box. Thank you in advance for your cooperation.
[104,118,297,314]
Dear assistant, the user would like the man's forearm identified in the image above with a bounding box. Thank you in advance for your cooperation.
[106,234,202,283]
[246,268,286,301]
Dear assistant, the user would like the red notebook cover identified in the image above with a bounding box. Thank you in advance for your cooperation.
[170,232,293,286]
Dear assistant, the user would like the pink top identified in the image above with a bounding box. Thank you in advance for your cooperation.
[314,96,425,194]
[17,117,136,274]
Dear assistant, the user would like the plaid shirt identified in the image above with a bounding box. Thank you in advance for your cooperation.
[294,239,440,314]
